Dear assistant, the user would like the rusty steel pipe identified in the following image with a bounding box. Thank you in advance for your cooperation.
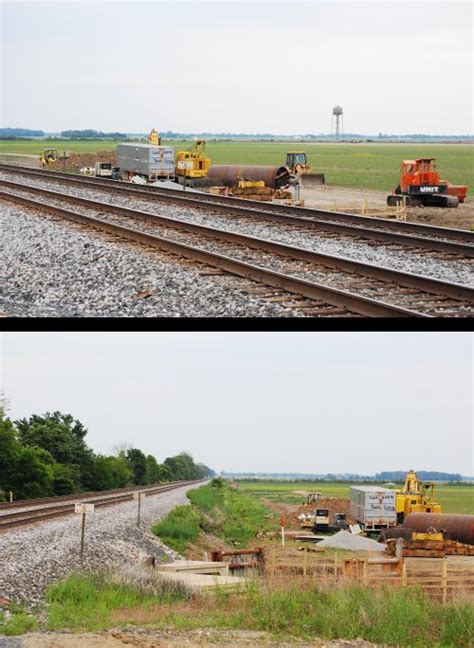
[403,513,474,546]
[207,165,290,189]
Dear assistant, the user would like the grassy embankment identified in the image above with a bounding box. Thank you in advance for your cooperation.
[0,139,472,193]
[151,478,272,553]
[2,480,473,645]
[237,480,474,514]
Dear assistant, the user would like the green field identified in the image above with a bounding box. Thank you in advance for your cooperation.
[1,139,472,193]
[236,480,474,514]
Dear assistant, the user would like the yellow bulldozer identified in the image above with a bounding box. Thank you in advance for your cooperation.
[39,148,59,167]
[396,470,441,524]
[285,151,325,187]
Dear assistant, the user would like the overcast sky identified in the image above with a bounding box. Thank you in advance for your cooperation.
[1,1,472,134]
[1,332,472,475]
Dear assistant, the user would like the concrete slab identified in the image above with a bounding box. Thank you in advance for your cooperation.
[157,571,248,592]
[157,560,229,576]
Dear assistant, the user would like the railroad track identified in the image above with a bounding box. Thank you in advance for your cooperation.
[1,163,473,258]
[0,481,200,531]
[1,182,473,317]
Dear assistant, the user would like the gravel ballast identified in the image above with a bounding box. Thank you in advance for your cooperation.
[0,203,303,317]
[2,172,472,286]
[0,483,203,609]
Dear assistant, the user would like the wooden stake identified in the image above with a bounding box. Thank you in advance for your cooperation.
[441,557,448,604]
[271,546,276,578]
[80,512,86,562]
[303,547,308,577]
[402,561,407,587]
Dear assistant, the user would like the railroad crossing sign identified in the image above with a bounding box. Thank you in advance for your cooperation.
[75,503,95,514]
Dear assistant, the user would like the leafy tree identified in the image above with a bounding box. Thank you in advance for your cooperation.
[51,463,80,495]
[16,412,94,489]
[145,455,161,484]
[11,446,53,499]
[0,411,22,498]
[104,454,133,488]
[126,448,147,485]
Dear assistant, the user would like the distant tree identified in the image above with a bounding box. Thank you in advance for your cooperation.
[51,463,79,495]
[145,455,161,484]
[104,454,133,488]
[126,448,147,485]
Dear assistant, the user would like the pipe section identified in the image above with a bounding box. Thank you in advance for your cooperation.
[403,513,474,546]
[207,165,290,189]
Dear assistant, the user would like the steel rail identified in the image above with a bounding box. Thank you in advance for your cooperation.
[0,481,189,513]
[3,181,473,308]
[1,190,424,317]
[0,481,203,531]
[1,164,473,256]
[0,482,180,511]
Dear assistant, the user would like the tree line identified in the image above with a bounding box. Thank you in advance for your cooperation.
[0,403,212,501]
[60,130,127,139]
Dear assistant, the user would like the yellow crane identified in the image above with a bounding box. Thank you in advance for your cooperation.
[396,470,441,524]
[148,129,161,146]
[175,140,211,180]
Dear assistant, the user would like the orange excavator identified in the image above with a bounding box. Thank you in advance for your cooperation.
[387,158,468,208]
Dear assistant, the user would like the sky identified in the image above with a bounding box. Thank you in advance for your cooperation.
[1,1,472,135]
[1,332,472,475]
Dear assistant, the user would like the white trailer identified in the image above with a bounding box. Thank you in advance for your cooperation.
[350,486,396,531]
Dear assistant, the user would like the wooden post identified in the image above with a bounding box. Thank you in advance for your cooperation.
[401,561,407,587]
[334,553,339,579]
[441,557,448,604]
[9,491,13,503]
[80,512,86,562]
[137,492,141,527]
[303,547,308,577]
[271,546,276,578]
[362,560,368,585]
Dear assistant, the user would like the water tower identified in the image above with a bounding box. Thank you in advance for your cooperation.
[332,106,344,141]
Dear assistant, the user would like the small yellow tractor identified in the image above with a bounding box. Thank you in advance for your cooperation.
[285,151,325,187]
[39,148,59,167]
[396,470,441,524]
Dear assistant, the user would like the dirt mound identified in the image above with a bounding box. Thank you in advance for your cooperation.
[50,150,117,173]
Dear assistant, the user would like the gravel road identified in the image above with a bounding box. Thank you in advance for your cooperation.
[0,483,202,610]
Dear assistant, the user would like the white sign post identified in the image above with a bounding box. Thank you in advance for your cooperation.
[75,503,95,561]
[133,492,143,527]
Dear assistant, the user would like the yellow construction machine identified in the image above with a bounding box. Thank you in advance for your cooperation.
[148,129,161,145]
[176,140,211,180]
[285,151,325,187]
[396,470,441,524]
[39,148,59,167]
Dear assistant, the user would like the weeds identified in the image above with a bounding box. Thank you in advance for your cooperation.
[0,602,38,636]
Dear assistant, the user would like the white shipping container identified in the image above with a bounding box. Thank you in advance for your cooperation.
[350,486,396,529]
[117,143,175,180]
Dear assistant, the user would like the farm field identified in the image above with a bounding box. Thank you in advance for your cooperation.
[0,139,472,194]
[236,480,474,514]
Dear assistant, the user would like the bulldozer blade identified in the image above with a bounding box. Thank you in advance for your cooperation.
[300,173,326,188]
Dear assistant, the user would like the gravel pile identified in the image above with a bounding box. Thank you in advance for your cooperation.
[2,172,472,286]
[0,203,302,317]
[0,484,201,610]
[317,530,387,552]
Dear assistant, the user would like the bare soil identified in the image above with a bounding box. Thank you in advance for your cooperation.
[300,185,474,231]
[21,629,385,647]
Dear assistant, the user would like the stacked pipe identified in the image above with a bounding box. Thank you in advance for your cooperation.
[403,513,474,546]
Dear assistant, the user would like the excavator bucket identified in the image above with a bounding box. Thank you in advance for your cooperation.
[300,173,326,188]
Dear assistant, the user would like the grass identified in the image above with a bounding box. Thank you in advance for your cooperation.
[1,138,472,192]
[0,604,38,636]
[46,568,191,632]
[236,480,474,514]
[39,574,474,646]
[152,479,273,552]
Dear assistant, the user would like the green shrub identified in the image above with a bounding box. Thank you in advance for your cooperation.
[151,505,201,552]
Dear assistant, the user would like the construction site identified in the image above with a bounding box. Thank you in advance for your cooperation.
[1,131,473,318]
